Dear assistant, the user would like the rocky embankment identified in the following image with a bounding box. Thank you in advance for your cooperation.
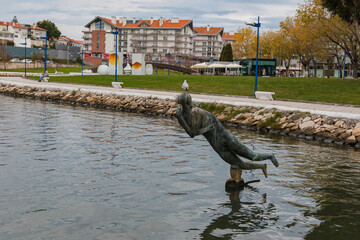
[1,83,360,148]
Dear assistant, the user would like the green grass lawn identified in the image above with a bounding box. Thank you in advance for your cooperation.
[0,66,91,74]
[26,70,360,105]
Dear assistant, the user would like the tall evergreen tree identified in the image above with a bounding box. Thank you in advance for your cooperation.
[223,43,233,61]
[219,45,226,61]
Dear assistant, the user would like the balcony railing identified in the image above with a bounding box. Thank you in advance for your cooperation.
[193,50,221,54]
[193,39,221,43]
[127,32,193,37]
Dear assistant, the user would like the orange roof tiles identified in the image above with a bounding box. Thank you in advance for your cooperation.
[194,27,223,35]
[72,39,83,44]
[31,25,46,31]
[100,17,191,29]
[0,21,27,29]
[222,32,236,40]
[59,36,83,44]
[0,21,47,31]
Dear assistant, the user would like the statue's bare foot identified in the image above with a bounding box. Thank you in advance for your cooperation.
[262,164,268,178]
[271,155,279,167]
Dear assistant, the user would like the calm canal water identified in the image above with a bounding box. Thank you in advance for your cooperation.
[0,94,360,240]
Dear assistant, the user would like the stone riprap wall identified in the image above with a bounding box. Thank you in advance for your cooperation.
[0,63,78,70]
[0,72,40,77]
[1,83,360,148]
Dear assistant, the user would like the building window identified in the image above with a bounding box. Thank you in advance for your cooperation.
[163,36,167,41]
[153,49,157,53]
[202,47,206,51]
[95,19,104,30]
[96,32,99,49]
[202,42,206,46]
[153,36,158,41]
[163,49,167,53]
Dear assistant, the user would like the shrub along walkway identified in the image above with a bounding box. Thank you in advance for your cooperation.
[1,76,360,120]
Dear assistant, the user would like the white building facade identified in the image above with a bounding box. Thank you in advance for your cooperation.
[83,16,239,65]
[83,16,195,65]
[193,26,224,61]
[0,21,47,48]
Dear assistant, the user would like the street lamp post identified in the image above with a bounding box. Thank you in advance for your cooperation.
[20,37,27,77]
[79,50,84,76]
[111,27,119,82]
[343,51,350,79]
[168,52,172,76]
[155,58,158,76]
[177,60,181,75]
[274,58,277,76]
[246,16,261,96]
[259,51,262,76]
[40,35,48,71]
[299,54,303,77]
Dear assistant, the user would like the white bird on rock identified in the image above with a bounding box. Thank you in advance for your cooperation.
[182,80,189,91]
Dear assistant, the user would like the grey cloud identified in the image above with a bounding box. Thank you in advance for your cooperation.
[0,0,302,38]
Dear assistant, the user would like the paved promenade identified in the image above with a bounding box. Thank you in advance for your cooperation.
[1,76,360,120]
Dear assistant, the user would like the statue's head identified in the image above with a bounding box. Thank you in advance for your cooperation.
[177,93,192,106]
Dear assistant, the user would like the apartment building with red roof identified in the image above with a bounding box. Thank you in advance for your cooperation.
[83,16,238,65]
[57,36,83,47]
[222,31,237,45]
[83,16,195,65]
[0,21,47,47]
[193,26,224,61]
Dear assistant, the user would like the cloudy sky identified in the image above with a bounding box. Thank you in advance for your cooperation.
[1,0,303,40]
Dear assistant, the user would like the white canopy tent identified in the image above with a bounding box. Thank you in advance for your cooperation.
[190,62,208,69]
[190,62,243,75]
[207,63,227,75]
[207,63,227,68]
[226,63,242,68]
[226,63,242,75]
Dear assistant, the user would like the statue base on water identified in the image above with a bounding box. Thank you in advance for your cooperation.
[225,165,260,192]
[225,165,245,191]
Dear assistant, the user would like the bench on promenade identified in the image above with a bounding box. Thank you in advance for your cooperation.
[112,82,124,88]
[255,91,275,100]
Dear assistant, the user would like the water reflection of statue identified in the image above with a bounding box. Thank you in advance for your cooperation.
[175,93,279,178]
[200,190,277,238]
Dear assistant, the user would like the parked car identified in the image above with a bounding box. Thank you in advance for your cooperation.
[10,58,20,62]
[21,59,33,63]
[46,60,53,64]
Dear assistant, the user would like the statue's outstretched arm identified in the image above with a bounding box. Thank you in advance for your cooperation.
[176,108,215,137]
[176,108,196,138]
[197,124,214,135]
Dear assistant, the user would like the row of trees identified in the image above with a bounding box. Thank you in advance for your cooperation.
[232,0,360,78]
